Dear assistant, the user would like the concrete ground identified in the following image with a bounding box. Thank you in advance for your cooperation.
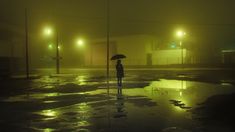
[1,69,235,132]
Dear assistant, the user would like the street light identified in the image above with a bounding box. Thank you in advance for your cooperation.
[176,30,186,38]
[176,30,186,66]
[76,39,84,47]
[44,27,53,36]
[75,38,86,67]
[43,27,60,74]
[48,43,53,49]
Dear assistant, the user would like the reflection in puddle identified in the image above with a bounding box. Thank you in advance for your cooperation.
[75,76,87,85]
[113,94,127,118]
[1,78,235,131]
[3,92,85,102]
[31,102,92,130]
[40,109,58,120]
[43,100,58,103]
[150,79,187,90]
[43,128,54,132]
[220,82,232,86]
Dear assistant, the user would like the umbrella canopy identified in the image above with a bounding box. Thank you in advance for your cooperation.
[111,54,126,60]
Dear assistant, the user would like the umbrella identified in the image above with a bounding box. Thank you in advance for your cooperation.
[111,54,126,60]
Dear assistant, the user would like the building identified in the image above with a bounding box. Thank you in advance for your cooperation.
[0,22,25,76]
[222,50,235,64]
[84,35,190,66]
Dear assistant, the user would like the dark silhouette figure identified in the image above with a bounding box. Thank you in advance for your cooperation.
[114,95,126,118]
[116,59,124,94]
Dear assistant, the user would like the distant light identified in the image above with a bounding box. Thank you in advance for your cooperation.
[58,46,61,50]
[48,44,53,49]
[76,39,84,47]
[176,30,186,38]
[44,27,52,36]
[171,44,176,48]
[222,50,235,53]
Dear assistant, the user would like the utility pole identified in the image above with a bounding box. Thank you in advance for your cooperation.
[180,41,183,66]
[106,0,110,95]
[56,31,60,74]
[25,8,29,79]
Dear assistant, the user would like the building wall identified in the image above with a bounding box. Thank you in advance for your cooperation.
[222,50,235,64]
[84,35,158,66]
[115,35,154,65]
[0,41,11,57]
[152,49,187,65]
[84,41,117,66]
[0,38,25,75]
[84,35,194,66]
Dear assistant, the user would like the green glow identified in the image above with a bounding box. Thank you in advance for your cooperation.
[171,44,176,48]
[48,44,53,49]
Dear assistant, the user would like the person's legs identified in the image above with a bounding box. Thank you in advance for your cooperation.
[118,77,121,86]
[120,78,122,87]
[117,78,119,86]
[119,78,122,94]
[117,78,120,94]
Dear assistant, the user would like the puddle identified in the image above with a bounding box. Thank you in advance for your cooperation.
[1,79,235,131]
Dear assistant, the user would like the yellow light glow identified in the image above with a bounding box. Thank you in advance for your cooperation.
[76,76,87,85]
[150,79,187,90]
[76,39,84,47]
[43,128,54,132]
[176,30,186,38]
[41,109,57,117]
[44,27,52,36]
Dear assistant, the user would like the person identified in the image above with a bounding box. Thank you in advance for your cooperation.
[116,59,124,94]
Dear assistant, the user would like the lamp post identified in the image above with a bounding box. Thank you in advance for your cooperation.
[25,8,29,79]
[56,31,60,74]
[44,27,60,74]
[176,30,186,65]
[76,38,85,66]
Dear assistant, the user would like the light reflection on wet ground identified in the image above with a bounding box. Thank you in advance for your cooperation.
[0,74,235,131]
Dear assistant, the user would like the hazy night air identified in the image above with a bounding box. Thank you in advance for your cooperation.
[1,0,235,43]
[1,1,235,131]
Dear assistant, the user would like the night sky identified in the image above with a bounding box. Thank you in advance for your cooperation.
[1,0,235,48]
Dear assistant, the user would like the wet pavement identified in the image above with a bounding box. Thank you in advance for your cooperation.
[1,69,235,132]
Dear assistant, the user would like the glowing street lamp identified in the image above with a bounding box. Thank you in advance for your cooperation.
[48,44,53,49]
[76,39,84,47]
[43,26,60,74]
[176,30,186,66]
[44,27,53,36]
[176,30,186,38]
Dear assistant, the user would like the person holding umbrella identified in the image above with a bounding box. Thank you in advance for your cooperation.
[116,59,124,87]
[111,54,126,94]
